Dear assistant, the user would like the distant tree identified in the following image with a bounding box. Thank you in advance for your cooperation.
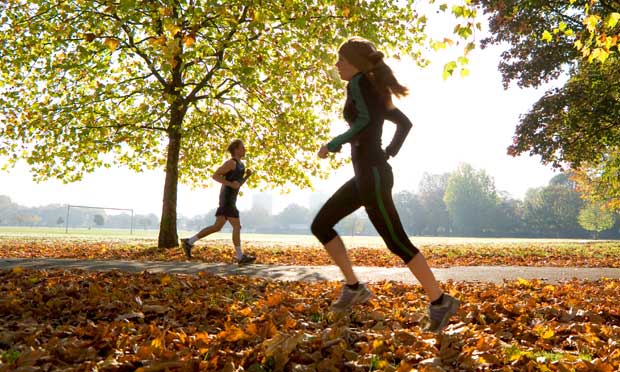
[549,173,577,189]
[138,217,152,230]
[56,216,65,226]
[241,206,273,233]
[444,164,497,236]
[353,217,366,236]
[0,195,12,208]
[578,203,615,239]
[493,192,524,236]
[394,191,424,235]
[523,184,584,238]
[338,212,370,237]
[16,214,41,227]
[417,173,451,235]
[275,204,310,228]
[93,214,105,227]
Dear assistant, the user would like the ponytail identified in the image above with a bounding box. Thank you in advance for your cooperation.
[365,51,409,98]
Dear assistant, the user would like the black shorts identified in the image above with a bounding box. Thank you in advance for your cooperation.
[215,205,239,218]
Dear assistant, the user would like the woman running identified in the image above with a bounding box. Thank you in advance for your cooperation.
[312,37,460,332]
[181,140,256,265]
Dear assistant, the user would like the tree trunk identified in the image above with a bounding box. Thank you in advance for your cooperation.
[158,103,185,248]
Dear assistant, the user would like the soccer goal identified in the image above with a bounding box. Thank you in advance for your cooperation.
[64,205,134,234]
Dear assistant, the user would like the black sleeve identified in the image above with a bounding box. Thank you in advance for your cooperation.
[384,108,413,157]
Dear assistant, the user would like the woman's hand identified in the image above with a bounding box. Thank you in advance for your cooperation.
[318,145,329,159]
[245,169,253,177]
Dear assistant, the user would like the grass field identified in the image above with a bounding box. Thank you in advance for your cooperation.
[0,226,597,248]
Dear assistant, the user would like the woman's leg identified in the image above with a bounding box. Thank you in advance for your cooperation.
[363,166,442,300]
[362,164,459,331]
[311,178,362,285]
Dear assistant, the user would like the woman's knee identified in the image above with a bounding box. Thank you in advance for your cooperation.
[310,216,323,238]
[311,217,337,245]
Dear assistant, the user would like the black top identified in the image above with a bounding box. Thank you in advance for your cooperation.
[327,72,413,166]
[219,159,245,206]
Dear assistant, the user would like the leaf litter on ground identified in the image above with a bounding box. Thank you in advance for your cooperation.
[0,268,619,371]
[2,238,620,268]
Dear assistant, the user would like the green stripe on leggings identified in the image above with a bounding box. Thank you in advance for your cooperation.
[372,167,414,257]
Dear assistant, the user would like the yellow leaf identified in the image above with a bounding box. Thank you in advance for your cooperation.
[541,329,554,339]
[342,7,351,18]
[607,12,620,29]
[165,23,181,36]
[372,339,384,351]
[376,360,389,369]
[159,7,173,16]
[161,275,172,285]
[12,266,23,274]
[574,39,583,50]
[151,336,164,349]
[517,277,532,288]
[541,30,552,42]
[584,15,601,33]
[104,38,120,51]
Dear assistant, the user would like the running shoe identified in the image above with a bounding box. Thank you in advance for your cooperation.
[180,238,193,259]
[330,283,373,312]
[237,254,256,265]
[425,294,460,333]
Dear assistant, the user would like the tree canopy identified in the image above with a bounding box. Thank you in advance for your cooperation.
[479,0,620,211]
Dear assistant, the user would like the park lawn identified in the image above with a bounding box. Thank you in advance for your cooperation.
[0,268,618,371]
[0,226,599,246]
[1,235,620,268]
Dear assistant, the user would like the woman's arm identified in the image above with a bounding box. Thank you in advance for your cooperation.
[326,75,371,153]
[384,104,413,158]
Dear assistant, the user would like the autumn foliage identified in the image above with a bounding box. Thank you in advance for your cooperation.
[1,268,619,371]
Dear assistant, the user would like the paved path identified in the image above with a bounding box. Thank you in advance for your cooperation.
[1,258,619,284]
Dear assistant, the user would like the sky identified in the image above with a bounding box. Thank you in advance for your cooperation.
[0,11,563,218]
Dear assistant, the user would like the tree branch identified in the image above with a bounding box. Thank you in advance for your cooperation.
[185,5,249,102]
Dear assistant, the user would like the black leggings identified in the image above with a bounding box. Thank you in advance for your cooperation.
[311,163,419,264]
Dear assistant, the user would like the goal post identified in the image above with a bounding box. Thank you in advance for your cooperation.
[65,204,134,234]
